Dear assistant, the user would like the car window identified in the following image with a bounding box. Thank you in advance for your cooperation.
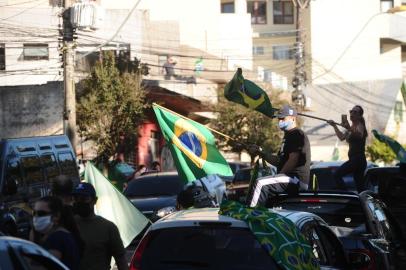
[140,227,280,270]
[20,155,44,184]
[41,154,60,183]
[58,153,77,177]
[275,197,367,229]
[125,175,183,197]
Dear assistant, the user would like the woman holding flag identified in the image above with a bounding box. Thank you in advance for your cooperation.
[327,105,368,193]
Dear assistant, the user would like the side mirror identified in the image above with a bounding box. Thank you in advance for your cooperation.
[3,177,17,196]
[348,251,371,269]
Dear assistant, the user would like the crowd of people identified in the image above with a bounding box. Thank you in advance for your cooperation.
[29,176,127,270]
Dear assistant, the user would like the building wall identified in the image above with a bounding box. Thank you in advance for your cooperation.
[0,82,64,139]
[309,0,403,84]
[385,90,406,144]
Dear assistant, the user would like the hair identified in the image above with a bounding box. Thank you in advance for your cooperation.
[177,188,194,209]
[354,105,368,138]
[38,196,85,255]
[52,175,73,197]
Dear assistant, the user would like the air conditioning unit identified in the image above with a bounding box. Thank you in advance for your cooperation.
[70,1,104,31]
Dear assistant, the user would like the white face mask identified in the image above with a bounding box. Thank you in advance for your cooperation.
[33,216,53,233]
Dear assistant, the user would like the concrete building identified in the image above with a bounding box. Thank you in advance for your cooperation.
[303,0,406,162]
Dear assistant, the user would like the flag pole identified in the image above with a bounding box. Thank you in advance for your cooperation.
[297,112,344,127]
[152,103,237,142]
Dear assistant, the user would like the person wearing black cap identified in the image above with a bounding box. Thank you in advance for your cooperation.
[72,182,127,270]
[247,104,311,207]
[327,105,368,192]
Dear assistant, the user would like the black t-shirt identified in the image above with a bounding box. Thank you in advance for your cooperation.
[277,128,311,184]
[43,230,80,270]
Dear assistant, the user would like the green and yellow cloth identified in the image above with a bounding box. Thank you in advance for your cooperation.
[219,201,320,270]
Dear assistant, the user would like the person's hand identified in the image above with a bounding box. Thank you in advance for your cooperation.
[248,145,262,156]
[327,120,336,126]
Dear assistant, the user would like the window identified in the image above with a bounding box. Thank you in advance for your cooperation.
[21,156,44,184]
[380,0,394,12]
[253,46,265,55]
[247,1,267,24]
[149,131,160,164]
[58,152,77,177]
[272,45,293,60]
[23,44,49,60]
[221,1,235,13]
[0,43,5,70]
[5,159,23,190]
[273,0,294,24]
[394,101,403,122]
[41,154,60,182]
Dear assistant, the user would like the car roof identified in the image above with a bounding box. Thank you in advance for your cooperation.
[150,207,324,231]
[311,161,377,169]
[136,171,178,179]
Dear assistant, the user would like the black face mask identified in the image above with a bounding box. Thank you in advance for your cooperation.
[73,202,94,218]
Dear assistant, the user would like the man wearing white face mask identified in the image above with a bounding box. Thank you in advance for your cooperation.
[247,105,311,207]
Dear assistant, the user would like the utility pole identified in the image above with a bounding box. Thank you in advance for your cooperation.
[291,0,310,109]
[62,0,77,153]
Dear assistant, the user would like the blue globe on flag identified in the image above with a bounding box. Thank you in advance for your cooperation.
[178,131,203,157]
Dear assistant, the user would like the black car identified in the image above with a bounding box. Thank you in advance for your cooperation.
[271,191,406,270]
[309,161,378,191]
[124,171,184,222]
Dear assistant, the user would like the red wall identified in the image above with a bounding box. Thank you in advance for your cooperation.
[137,120,165,168]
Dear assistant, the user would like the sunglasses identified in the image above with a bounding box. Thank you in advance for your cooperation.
[33,210,51,217]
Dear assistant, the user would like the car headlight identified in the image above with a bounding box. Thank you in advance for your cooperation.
[156,206,176,218]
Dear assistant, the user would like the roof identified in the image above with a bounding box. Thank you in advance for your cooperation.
[303,79,402,146]
[151,207,324,231]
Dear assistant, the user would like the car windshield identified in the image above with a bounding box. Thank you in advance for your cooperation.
[140,227,280,270]
[310,167,355,190]
[124,174,183,197]
[274,196,367,229]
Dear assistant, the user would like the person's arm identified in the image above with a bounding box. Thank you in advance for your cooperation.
[327,120,347,141]
[114,254,128,270]
[280,152,300,174]
[248,145,279,165]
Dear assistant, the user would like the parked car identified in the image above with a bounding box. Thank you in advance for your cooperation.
[226,165,276,202]
[0,236,69,269]
[364,164,406,238]
[129,207,367,270]
[271,190,406,270]
[124,171,184,222]
[0,135,79,238]
[309,161,378,191]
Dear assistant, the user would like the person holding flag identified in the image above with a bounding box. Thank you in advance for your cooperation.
[327,105,368,193]
[247,105,311,207]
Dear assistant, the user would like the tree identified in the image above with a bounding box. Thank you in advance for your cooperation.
[76,51,148,163]
[210,89,288,164]
[366,137,406,165]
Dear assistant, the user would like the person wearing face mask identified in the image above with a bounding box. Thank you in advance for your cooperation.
[247,105,311,207]
[72,182,127,270]
[327,105,368,192]
[31,196,82,270]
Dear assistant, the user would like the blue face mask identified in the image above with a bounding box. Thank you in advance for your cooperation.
[278,119,293,131]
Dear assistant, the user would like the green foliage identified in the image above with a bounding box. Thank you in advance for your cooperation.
[210,89,287,163]
[366,138,397,164]
[77,51,148,162]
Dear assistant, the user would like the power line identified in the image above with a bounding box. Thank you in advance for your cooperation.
[0,0,49,21]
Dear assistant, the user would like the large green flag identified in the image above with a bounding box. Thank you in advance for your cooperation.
[224,68,274,118]
[153,105,233,183]
[372,129,406,163]
[84,163,150,247]
[219,200,320,270]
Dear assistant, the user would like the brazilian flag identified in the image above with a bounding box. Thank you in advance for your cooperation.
[153,105,233,183]
[224,68,275,118]
[220,201,320,270]
[372,130,406,163]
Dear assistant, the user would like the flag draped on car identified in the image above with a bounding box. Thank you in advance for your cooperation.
[84,163,150,247]
[219,200,320,270]
[224,68,275,118]
[153,104,233,183]
[372,129,406,163]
